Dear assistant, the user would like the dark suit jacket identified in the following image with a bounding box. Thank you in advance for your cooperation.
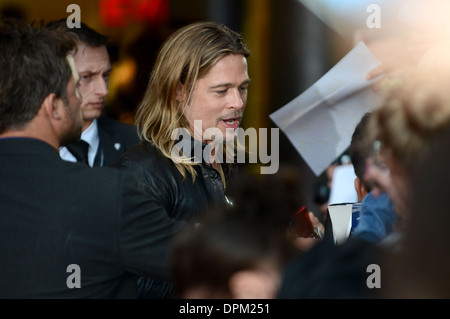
[277,237,381,299]
[0,138,183,298]
[96,116,141,167]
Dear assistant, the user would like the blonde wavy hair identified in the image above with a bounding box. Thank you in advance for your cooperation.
[135,21,251,180]
[367,70,450,172]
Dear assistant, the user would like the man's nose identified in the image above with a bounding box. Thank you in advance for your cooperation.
[228,88,245,110]
[94,76,108,97]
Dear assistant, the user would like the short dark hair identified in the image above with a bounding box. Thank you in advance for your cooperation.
[45,19,108,47]
[0,17,77,133]
[170,166,300,297]
[349,112,372,189]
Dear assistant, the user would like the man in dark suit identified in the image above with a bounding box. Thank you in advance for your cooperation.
[0,18,182,298]
[46,19,140,167]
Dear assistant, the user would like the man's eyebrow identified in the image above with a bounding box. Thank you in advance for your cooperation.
[209,79,251,89]
[210,83,232,89]
[79,67,112,75]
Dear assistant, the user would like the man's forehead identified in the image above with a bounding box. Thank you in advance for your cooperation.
[72,42,111,72]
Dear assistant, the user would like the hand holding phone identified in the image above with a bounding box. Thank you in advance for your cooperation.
[289,206,323,239]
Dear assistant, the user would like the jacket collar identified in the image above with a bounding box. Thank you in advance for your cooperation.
[0,137,60,159]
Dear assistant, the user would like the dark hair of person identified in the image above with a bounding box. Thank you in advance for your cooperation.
[0,17,77,133]
[383,126,450,298]
[45,19,108,47]
[170,166,302,297]
[349,112,373,191]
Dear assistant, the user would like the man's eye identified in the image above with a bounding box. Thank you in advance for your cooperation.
[216,89,227,95]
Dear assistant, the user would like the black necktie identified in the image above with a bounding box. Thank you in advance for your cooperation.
[93,147,102,167]
[66,140,90,165]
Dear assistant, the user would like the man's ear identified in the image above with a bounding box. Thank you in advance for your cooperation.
[354,177,368,202]
[42,93,63,120]
[175,82,186,104]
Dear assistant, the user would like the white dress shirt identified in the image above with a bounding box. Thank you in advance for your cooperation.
[60,119,101,167]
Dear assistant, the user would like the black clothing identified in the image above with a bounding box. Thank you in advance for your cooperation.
[277,237,381,299]
[0,137,183,298]
[96,116,140,167]
[66,139,90,165]
[119,139,236,298]
[119,140,233,223]
[65,116,140,167]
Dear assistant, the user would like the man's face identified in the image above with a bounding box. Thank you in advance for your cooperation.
[72,42,111,127]
[182,54,250,143]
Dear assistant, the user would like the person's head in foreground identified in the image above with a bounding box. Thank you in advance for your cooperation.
[170,166,303,299]
[364,70,450,224]
[0,17,81,147]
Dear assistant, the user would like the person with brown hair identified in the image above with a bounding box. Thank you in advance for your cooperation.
[118,21,251,298]
[364,70,450,224]
[0,18,183,298]
[170,167,301,299]
[278,69,450,298]
[382,124,450,298]
[363,69,450,297]
[45,19,140,167]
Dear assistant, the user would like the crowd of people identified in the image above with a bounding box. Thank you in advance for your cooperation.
[1,10,450,299]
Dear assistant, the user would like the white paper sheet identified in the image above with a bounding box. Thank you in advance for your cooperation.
[270,41,382,176]
[328,164,358,204]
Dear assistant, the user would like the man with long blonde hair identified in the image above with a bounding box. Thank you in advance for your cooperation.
[119,21,251,298]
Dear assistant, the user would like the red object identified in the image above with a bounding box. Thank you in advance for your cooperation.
[289,205,315,238]
[99,0,170,28]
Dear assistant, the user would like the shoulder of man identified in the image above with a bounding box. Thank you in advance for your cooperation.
[97,116,140,142]
[119,141,180,178]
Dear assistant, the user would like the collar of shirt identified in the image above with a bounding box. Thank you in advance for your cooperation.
[59,119,100,167]
[81,119,100,167]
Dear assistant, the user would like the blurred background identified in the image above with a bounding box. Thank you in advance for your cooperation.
[1,0,444,215]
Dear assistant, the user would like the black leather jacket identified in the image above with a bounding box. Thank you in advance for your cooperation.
[119,140,234,224]
[118,139,236,298]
